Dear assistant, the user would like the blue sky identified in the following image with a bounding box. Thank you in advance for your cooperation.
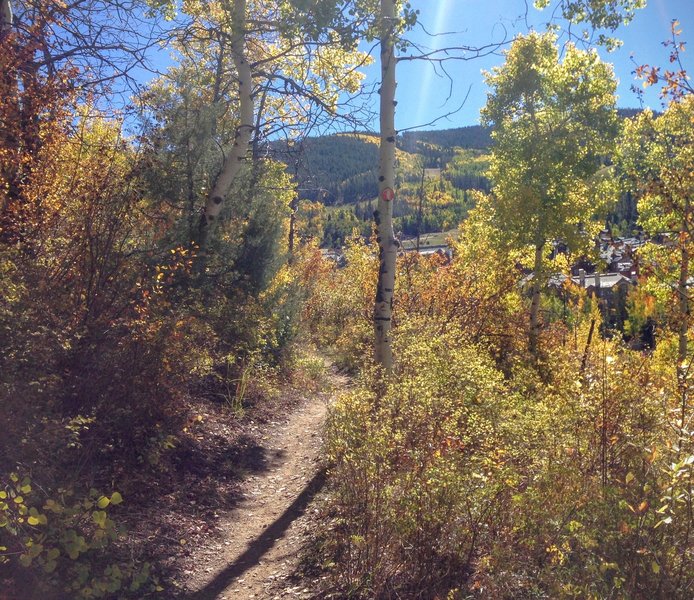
[388,0,694,131]
[141,1,693,133]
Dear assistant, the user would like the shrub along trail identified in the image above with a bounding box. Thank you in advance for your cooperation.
[180,368,345,600]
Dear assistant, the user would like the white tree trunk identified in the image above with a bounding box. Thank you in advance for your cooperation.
[197,0,254,261]
[373,0,398,371]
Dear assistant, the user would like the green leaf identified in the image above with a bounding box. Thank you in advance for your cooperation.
[19,553,32,567]
[66,544,80,560]
[27,516,40,526]
[92,510,107,528]
[97,496,110,509]
[625,472,634,484]
[44,560,57,573]
[110,492,123,505]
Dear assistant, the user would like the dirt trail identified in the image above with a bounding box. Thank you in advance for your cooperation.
[183,372,342,600]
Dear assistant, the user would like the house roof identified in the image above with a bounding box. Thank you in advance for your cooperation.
[572,272,631,289]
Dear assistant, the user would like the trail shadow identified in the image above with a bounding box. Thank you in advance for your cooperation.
[182,468,327,600]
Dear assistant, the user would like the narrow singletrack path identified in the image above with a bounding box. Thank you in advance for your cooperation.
[183,369,344,600]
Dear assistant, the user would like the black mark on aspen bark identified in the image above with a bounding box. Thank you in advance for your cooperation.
[387,136,395,143]
[379,175,385,182]
[213,196,223,205]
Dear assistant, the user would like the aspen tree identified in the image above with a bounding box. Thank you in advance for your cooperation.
[482,33,618,356]
[151,0,368,273]
[196,0,254,268]
[373,0,398,371]
[619,97,694,402]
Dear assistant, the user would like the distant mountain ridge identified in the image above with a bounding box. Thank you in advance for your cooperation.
[271,108,647,206]
[400,125,492,153]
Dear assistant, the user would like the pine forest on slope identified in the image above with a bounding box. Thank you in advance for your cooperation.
[274,109,643,248]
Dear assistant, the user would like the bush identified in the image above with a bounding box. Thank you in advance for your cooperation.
[325,321,519,596]
[0,473,161,598]
[323,309,693,598]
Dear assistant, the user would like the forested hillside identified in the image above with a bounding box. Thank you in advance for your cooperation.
[279,109,645,206]
[271,125,492,207]
[1,1,692,600]
[278,108,650,248]
[272,129,493,247]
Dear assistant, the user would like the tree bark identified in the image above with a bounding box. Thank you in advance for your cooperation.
[677,214,690,437]
[678,219,690,366]
[580,318,596,374]
[196,0,254,268]
[416,165,424,253]
[373,0,398,371]
[0,0,11,34]
[0,0,17,225]
[288,197,297,258]
[529,241,543,356]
